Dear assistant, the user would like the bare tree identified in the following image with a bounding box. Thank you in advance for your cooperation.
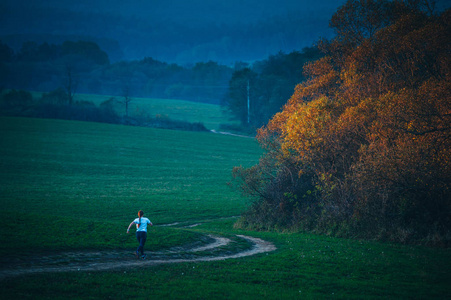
[64,65,77,105]
[122,84,132,118]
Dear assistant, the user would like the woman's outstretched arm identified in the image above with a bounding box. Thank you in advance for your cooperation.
[127,221,135,233]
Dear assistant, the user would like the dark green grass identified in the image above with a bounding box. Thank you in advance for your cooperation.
[0,117,450,299]
[0,116,260,222]
[1,219,450,299]
[0,116,260,255]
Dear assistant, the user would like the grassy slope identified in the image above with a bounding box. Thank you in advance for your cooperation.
[39,92,235,130]
[0,117,259,219]
[0,117,449,299]
[0,116,260,251]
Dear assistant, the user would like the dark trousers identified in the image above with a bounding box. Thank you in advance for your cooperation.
[136,231,147,255]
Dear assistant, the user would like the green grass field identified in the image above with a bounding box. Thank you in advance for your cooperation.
[31,92,235,130]
[0,116,450,299]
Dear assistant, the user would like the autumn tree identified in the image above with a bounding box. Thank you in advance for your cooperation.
[234,0,450,245]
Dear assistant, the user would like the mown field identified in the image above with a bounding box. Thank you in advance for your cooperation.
[0,116,450,299]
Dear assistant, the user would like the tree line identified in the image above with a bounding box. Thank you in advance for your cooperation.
[0,38,324,131]
[233,0,450,246]
[222,48,322,131]
[0,88,209,132]
[0,40,232,104]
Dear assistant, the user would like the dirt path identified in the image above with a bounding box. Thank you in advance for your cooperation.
[210,130,254,139]
[0,235,276,280]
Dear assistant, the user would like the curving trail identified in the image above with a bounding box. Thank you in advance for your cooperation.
[0,235,276,280]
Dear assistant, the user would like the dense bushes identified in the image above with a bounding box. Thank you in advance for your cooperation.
[0,89,207,131]
[0,89,120,124]
[233,1,450,246]
[123,114,208,132]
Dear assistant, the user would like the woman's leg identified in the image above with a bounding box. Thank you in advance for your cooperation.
[135,232,141,256]
[136,232,147,255]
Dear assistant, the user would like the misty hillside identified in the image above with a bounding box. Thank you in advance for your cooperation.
[0,0,344,64]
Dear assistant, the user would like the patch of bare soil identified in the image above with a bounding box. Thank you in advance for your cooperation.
[0,235,276,280]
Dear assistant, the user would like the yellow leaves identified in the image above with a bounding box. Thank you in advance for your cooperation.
[256,6,450,200]
[240,4,451,241]
[278,96,334,160]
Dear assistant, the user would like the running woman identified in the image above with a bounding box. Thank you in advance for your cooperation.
[127,210,153,259]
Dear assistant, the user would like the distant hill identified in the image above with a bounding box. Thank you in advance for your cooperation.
[0,0,344,64]
[2,0,448,64]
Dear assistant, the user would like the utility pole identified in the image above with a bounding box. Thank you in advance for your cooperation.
[247,80,250,124]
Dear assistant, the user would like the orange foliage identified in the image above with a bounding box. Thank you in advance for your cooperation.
[252,2,450,243]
